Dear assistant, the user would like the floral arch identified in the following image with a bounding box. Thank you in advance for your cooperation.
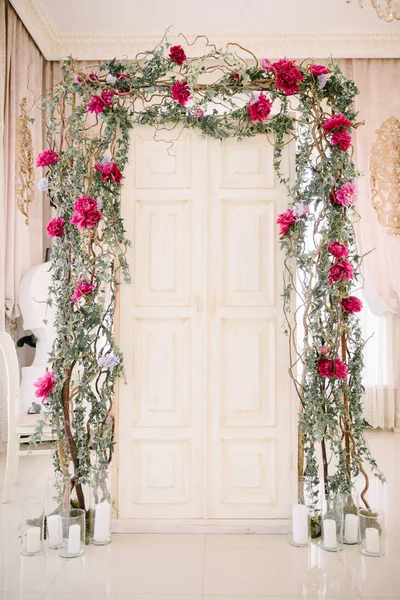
[33,36,384,516]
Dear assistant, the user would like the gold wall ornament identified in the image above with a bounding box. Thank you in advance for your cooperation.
[15,97,34,225]
[370,116,400,235]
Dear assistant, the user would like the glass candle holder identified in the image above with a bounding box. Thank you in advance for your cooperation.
[321,494,343,552]
[341,491,359,545]
[58,509,85,558]
[89,464,112,545]
[45,475,71,549]
[289,477,312,547]
[21,497,45,556]
[359,509,386,557]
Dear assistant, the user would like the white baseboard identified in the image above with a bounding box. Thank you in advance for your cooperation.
[111,518,290,534]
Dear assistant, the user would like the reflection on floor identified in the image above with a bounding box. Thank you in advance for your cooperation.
[0,430,398,599]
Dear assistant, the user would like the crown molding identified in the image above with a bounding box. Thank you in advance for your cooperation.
[10,0,400,60]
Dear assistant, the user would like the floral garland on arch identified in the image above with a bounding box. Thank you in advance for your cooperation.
[32,36,385,513]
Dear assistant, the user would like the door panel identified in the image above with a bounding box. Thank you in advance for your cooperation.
[118,128,205,519]
[118,128,292,523]
[206,137,292,519]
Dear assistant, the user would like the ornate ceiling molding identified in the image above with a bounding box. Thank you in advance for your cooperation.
[10,0,400,60]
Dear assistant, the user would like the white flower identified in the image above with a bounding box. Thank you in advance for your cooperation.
[96,196,103,210]
[101,156,111,165]
[38,177,49,191]
[317,74,327,89]
[98,353,120,371]
[292,204,309,218]
[106,74,117,85]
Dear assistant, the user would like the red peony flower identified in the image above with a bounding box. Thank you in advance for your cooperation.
[311,64,329,76]
[322,114,352,133]
[71,279,95,303]
[317,358,348,379]
[94,161,123,184]
[247,92,272,123]
[36,149,59,168]
[71,196,101,230]
[331,182,357,207]
[328,241,348,259]
[232,73,240,80]
[86,72,99,83]
[272,59,304,95]
[34,371,56,403]
[171,80,191,106]
[169,45,187,65]
[117,73,128,80]
[277,208,297,236]
[317,358,334,379]
[341,296,363,314]
[46,217,65,238]
[333,358,348,379]
[87,90,115,114]
[328,259,354,285]
[331,130,352,151]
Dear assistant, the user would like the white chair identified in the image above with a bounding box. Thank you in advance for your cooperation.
[0,332,53,503]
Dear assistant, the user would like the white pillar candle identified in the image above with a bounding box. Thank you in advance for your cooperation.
[26,526,41,554]
[93,500,111,543]
[292,503,309,545]
[344,513,359,544]
[47,514,63,547]
[365,527,380,554]
[67,523,81,555]
[323,518,337,549]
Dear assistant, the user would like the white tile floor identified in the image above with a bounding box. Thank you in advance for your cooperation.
[0,430,398,599]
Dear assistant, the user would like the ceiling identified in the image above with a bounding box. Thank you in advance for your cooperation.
[10,0,400,60]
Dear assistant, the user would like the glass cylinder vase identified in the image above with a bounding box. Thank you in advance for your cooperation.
[341,491,359,545]
[359,509,386,557]
[58,509,85,558]
[21,497,45,556]
[45,475,71,549]
[89,464,112,545]
[289,477,312,547]
[321,494,343,552]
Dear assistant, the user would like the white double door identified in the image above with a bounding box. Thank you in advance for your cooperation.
[118,127,293,525]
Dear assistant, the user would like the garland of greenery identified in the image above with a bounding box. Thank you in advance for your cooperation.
[33,35,384,513]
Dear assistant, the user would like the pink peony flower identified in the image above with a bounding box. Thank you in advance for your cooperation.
[277,208,297,236]
[341,296,363,314]
[331,130,352,151]
[171,80,191,106]
[261,58,272,72]
[94,161,122,183]
[328,241,348,259]
[332,182,357,207]
[328,259,354,285]
[71,196,101,230]
[247,92,272,123]
[272,59,304,95]
[169,45,187,65]
[318,344,330,356]
[34,371,56,403]
[322,114,352,133]
[193,107,204,118]
[317,358,334,379]
[46,217,65,238]
[87,90,115,114]
[311,64,329,76]
[71,279,95,303]
[333,358,348,379]
[36,149,59,168]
